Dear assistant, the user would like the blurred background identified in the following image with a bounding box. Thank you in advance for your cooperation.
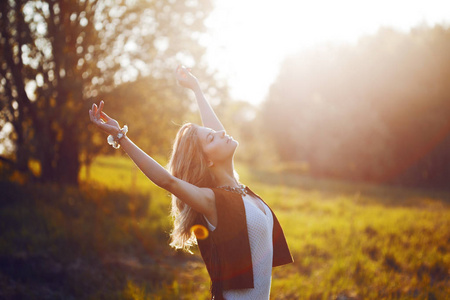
[0,0,449,299]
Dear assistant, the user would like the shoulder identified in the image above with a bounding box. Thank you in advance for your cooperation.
[201,187,216,202]
[195,187,216,210]
[199,187,217,227]
[167,178,217,216]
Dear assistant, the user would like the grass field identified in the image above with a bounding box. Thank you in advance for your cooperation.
[1,155,449,299]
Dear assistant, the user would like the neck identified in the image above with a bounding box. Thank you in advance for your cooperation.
[211,161,239,187]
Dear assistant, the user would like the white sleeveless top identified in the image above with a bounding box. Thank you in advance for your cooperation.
[204,194,274,300]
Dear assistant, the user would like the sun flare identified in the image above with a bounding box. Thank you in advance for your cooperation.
[203,0,450,104]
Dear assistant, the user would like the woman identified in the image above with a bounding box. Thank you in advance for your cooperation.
[89,66,293,299]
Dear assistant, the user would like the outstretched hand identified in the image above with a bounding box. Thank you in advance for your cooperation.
[175,65,199,91]
[89,101,120,136]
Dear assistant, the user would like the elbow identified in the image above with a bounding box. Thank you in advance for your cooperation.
[158,175,176,191]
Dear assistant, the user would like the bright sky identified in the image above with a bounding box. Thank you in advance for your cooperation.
[202,0,450,105]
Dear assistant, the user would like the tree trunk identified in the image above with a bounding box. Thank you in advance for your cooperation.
[54,126,80,186]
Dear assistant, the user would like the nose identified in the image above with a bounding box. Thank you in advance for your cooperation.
[218,130,226,138]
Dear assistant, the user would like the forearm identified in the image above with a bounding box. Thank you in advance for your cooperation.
[118,136,173,189]
[192,86,224,131]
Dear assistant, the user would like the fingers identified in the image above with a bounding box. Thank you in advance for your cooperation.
[89,109,100,124]
[176,64,185,73]
[100,111,110,122]
[176,65,188,79]
[89,101,106,124]
[89,109,94,122]
[96,101,103,119]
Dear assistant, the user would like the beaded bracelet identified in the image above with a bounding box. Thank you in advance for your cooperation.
[107,125,128,149]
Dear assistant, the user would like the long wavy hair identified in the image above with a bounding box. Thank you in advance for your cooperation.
[167,123,215,252]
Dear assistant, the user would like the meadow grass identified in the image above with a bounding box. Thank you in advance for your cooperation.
[80,156,450,299]
[1,155,448,299]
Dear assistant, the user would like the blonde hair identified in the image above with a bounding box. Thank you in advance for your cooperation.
[167,123,215,252]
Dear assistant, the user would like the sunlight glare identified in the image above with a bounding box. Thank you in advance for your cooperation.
[203,0,450,104]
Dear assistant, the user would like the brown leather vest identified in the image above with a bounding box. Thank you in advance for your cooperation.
[196,187,293,298]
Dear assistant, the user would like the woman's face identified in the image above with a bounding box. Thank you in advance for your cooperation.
[196,126,238,165]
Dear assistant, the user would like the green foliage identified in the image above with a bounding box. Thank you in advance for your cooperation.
[0,0,215,185]
[261,24,450,188]
[0,178,172,298]
[248,170,450,299]
[1,156,449,299]
[98,77,191,157]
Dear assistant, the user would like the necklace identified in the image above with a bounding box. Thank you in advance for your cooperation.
[216,184,247,195]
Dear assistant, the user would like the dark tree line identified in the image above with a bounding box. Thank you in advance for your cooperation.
[0,0,214,185]
[261,25,450,188]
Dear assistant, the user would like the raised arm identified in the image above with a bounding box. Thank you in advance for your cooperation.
[88,101,216,219]
[175,66,225,132]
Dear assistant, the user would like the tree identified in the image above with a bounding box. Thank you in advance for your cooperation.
[0,0,214,185]
[261,25,450,187]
